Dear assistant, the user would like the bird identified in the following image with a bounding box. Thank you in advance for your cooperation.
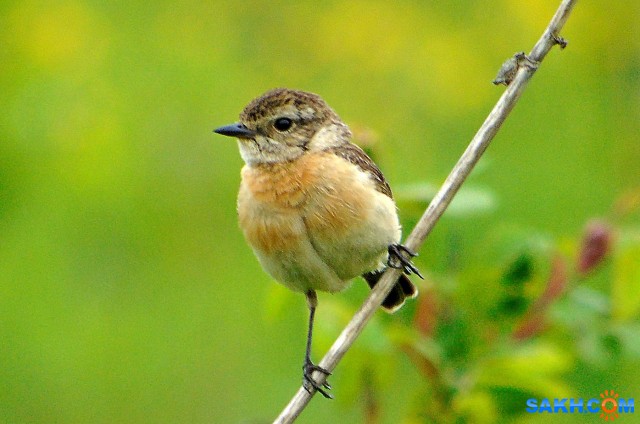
[213,88,421,398]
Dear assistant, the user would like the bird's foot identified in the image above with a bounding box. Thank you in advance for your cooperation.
[388,244,424,279]
[302,360,333,399]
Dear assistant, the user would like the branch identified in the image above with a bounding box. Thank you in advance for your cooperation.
[274,1,578,422]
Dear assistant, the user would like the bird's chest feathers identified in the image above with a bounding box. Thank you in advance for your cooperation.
[237,154,372,250]
[237,155,318,255]
[240,153,369,216]
[240,158,312,210]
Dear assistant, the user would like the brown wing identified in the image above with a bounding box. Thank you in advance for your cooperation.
[327,143,393,199]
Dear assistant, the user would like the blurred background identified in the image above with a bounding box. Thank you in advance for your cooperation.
[1,0,639,423]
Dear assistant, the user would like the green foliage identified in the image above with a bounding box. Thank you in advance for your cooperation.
[1,1,638,423]
[612,235,640,320]
[327,196,640,423]
[396,181,498,218]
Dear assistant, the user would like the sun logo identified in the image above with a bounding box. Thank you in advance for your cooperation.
[600,390,620,421]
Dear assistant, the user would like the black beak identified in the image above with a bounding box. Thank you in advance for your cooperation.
[213,122,256,139]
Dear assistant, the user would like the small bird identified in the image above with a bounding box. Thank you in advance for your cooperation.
[214,88,421,398]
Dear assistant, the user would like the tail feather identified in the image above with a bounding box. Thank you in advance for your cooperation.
[363,269,419,313]
[398,273,418,299]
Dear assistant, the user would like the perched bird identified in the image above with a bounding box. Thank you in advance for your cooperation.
[214,88,421,397]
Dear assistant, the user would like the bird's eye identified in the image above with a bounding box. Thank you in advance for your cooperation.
[273,117,293,132]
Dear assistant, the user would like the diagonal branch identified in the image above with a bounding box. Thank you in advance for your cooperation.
[274,1,578,422]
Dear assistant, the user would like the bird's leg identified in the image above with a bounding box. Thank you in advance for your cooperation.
[302,290,333,399]
[388,244,424,279]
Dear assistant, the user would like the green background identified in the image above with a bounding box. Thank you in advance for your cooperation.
[1,0,639,423]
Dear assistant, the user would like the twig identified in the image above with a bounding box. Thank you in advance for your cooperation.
[274,1,578,422]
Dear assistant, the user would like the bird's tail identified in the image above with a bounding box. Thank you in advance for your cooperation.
[363,270,418,313]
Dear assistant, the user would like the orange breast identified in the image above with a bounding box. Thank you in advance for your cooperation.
[238,152,372,255]
[238,157,312,255]
[240,157,315,209]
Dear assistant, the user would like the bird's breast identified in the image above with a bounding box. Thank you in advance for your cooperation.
[238,152,371,225]
[237,152,398,278]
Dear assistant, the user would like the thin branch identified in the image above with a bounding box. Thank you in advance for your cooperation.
[274,1,578,422]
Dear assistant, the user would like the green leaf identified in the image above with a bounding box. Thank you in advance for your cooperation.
[501,253,534,287]
[396,182,497,217]
[475,343,573,399]
[611,322,640,358]
[453,390,498,424]
[612,233,640,321]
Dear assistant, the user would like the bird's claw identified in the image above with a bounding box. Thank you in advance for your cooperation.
[388,244,424,279]
[302,361,333,399]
